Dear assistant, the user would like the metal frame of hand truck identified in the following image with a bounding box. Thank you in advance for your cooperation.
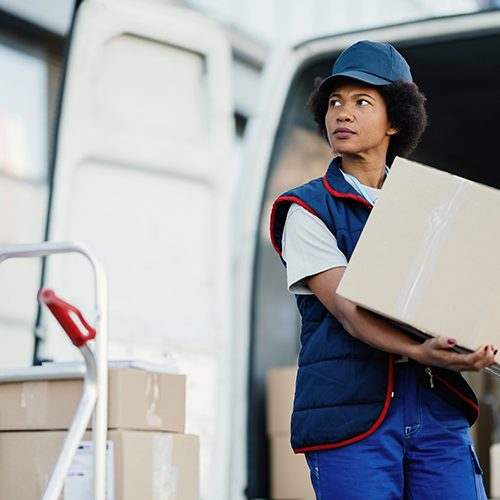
[0,241,108,500]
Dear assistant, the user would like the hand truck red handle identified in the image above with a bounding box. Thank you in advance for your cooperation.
[38,288,96,347]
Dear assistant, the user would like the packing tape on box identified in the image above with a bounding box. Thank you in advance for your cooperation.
[21,381,49,426]
[152,434,178,500]
[395,176,471,322]
[146,373,163,428]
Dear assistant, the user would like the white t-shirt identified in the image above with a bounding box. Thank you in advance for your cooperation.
[282,176,381,294]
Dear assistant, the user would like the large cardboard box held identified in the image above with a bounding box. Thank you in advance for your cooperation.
[0,430,198,500]
[266,367,296,436]
[491,443,500,499]
[337,157,500,353]
[269,435,314,500]
[0,367,185,432]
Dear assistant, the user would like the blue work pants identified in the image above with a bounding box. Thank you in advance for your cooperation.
[305,363,487,499]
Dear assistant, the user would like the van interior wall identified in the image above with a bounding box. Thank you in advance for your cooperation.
[404,34,500,189]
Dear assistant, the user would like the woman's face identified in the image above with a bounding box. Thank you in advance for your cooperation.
[325,79,397,159]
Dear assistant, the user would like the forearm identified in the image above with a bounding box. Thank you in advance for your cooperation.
[307,268,423,360]
[306,267,496,371]
[336,296,495,370]
[337,299,423,361]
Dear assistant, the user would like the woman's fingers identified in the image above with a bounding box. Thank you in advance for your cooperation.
[426,336,455,349]
[468,344,497,370]
[420,338,498,372]
[447,344,497,371]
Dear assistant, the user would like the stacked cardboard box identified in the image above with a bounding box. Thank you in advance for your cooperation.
[266,367,314,500]
[491,443,500,499]
[0,364,198,499]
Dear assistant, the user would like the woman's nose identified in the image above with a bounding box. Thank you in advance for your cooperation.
[337,105,354,122]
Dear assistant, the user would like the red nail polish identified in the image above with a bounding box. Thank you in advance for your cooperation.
[447,338,456,345]
[484,346,489,352]
[495,349,498,355]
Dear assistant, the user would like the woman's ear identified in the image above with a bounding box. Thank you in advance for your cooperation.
[387,124,399,136]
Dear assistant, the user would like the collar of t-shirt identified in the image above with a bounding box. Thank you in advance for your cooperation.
[339,168,382,205]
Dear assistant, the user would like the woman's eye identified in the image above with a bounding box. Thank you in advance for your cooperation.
[358,98,370,106]
[329,99,341,107]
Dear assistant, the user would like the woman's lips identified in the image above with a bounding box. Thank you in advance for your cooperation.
[333,128,355,139]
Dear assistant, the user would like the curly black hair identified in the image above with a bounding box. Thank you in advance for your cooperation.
[305,77,428,164]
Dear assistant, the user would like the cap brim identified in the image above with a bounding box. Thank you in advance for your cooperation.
[318,70,392,95]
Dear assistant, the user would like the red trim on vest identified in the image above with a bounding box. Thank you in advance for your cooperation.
[322,175,373,210]
[269,196,319,257]
[432,370,480,422]
[293,354,395,454]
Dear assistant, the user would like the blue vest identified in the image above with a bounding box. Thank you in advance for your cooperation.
[270,158,479,453]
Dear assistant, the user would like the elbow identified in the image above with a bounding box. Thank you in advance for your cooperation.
[333,297,361,340]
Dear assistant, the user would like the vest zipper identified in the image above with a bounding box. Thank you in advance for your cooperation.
[425,367,435,388]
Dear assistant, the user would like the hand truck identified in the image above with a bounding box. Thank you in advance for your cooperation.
[0,241,108,500]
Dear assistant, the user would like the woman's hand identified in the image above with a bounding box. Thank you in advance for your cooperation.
[413,337,497,372]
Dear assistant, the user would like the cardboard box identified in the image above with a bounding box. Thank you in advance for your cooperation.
[267,368,313,499]
[0,430,198,500]
[0,367,185,432]
[269,435,314,500]
[266,367,296,436]
[338,157,500,353]
[491,443,500,499]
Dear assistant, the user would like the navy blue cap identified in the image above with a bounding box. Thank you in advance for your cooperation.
[318,40,413,94]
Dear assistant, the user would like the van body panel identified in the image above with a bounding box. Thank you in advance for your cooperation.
[42,1,234,498]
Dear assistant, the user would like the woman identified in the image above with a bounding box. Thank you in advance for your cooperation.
[270,40,497,499]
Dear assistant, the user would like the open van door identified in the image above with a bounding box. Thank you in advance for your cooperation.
[245,10,500,497]
[41,0,234,498]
